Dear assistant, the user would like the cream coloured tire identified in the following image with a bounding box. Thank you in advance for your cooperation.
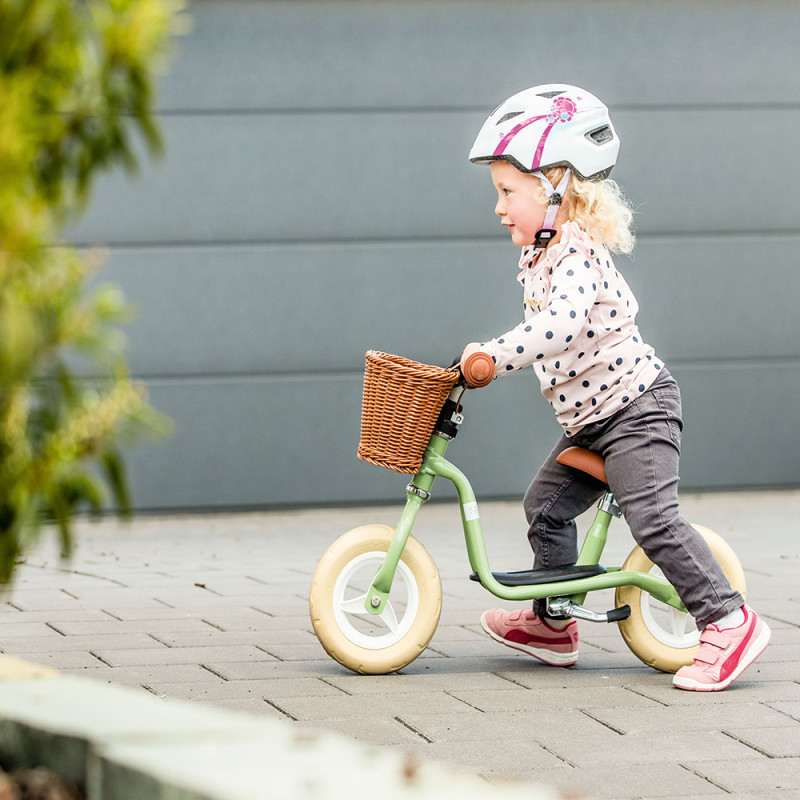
[309,525,442,675]
[615,524,747,673]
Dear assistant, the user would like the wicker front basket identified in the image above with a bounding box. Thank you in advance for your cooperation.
[357,351,459,474]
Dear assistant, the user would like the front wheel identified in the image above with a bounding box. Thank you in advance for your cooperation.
[309,525,442,674]
[615,525,747,673]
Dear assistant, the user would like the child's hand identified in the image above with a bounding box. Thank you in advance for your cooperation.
[460,342,484,365]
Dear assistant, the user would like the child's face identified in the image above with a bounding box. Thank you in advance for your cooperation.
[490,160,549,247]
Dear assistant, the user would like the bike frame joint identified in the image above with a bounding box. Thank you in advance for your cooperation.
[599,491,622,518]
[406,484,431,502]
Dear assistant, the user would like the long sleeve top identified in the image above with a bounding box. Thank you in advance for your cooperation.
[477,221,664,435]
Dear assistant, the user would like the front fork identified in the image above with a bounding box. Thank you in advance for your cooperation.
[363,437,445,615]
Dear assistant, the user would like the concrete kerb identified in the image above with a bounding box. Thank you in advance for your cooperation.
[0,659,562,800]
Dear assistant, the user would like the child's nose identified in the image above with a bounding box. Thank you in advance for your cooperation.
[495,198,505,217]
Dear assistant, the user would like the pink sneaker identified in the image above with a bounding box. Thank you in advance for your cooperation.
[673,605,771,692]
[480,608,578,666]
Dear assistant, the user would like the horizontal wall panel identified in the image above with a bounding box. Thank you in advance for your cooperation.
[125,361,799,511]
[99,233,799,379]
[100,239,521,377]
[125,372,550,510]
[675,362,800,491]
[69,111,484,244]
[161,1,800,112]
[618,234,800,364]
[70,108,800,247]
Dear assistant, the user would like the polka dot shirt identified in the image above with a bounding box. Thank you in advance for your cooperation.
[477,221,663,435]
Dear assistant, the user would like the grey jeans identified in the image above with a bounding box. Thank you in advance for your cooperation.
[524,369,743,630]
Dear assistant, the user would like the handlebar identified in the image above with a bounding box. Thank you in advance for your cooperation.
[459,350,494,388]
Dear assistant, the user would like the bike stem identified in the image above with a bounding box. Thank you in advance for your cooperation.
[364,432,685,615]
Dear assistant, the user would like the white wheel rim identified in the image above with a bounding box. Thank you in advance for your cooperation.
[332,551,420,650]
[639,565,699,649]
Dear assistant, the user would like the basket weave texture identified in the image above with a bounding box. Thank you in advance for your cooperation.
[357,351,459,474]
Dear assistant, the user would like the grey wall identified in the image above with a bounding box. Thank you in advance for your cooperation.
[69,0,800,510]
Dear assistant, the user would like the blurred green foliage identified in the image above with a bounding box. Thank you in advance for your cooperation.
[0,0,187,583]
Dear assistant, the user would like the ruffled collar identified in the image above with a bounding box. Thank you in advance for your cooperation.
[516,221,593,284]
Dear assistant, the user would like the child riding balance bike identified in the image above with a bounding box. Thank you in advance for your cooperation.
[310,84,770,692]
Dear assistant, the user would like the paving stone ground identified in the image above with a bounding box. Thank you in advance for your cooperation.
[1,489,798,799]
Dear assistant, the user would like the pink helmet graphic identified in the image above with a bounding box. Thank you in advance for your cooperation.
[469,84,619,181]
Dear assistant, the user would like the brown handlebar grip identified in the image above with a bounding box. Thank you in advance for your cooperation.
[461,351,495,388]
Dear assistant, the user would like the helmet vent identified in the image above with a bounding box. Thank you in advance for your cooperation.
[536,90,566,99]
[497,111,524,125]
[586,125,614,145]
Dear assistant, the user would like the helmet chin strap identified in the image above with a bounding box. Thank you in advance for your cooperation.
[532,169,571,253]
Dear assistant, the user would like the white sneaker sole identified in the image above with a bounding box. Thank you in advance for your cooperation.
[480,613,578,666]
[673,622,771,692]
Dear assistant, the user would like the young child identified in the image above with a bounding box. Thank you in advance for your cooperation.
[462,84,770,691]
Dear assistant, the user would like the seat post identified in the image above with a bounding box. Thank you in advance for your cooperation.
[570,490,620,607]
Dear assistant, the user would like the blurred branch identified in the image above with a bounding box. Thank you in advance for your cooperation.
[0,0,186,584]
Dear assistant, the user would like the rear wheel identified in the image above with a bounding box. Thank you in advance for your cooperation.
[309,525,442,674]
[615,525,746,673]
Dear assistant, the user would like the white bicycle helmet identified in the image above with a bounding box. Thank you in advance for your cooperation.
[469,84,619,250]
[469,83,619,180]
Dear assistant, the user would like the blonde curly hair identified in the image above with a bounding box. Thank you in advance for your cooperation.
[541,166,636,255]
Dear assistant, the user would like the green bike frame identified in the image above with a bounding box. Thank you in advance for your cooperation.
[364,430,685,616]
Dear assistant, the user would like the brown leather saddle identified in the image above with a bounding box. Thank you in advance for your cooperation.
[556,446,608,484]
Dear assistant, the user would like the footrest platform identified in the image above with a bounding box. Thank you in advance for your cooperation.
[469,563,607,587]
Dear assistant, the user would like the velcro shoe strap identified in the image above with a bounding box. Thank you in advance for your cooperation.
[692,628,730,665]
[699,628,731,649]
[694,644,721,665]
